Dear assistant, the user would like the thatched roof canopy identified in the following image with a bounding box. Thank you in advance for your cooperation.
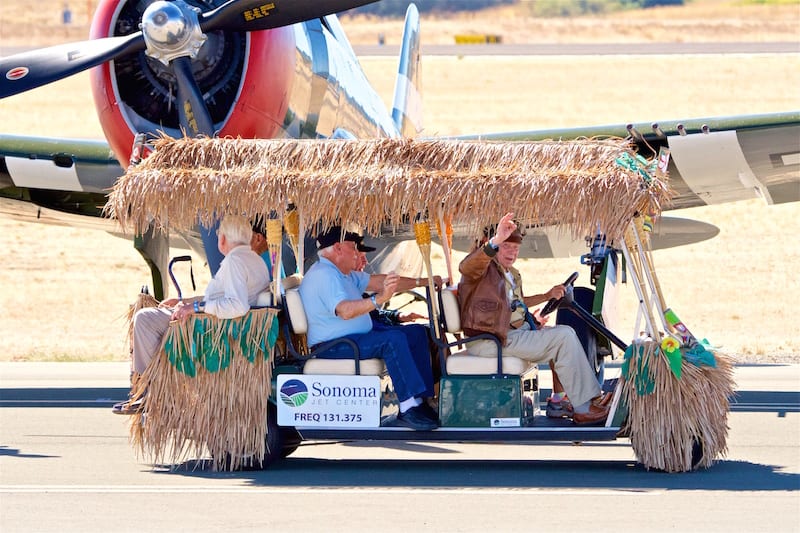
[106,136,671,240]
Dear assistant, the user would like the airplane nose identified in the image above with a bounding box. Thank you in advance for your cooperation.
[141,1,190,48]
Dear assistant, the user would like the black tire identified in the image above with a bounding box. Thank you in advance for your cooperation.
[279,426,302,458]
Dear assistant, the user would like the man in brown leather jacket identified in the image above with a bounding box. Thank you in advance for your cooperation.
[457,212,610,425]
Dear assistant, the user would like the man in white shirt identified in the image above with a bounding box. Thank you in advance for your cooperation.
[113,215,270,414]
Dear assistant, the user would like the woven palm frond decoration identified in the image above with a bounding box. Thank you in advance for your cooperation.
[620,340,736,472]
[129,308,279,471]
[106,136,672,243]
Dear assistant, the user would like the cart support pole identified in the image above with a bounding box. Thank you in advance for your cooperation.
[564,300,628,351]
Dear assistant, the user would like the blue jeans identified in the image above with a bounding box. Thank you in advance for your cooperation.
[371,322,435,398]
[314,327,430,402]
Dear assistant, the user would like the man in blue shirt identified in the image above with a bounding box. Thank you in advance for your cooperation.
[299,226,438,431]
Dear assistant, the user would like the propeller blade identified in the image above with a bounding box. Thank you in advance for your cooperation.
[0,34,145,99]
[171,56,215,137]
[201,0,379,33]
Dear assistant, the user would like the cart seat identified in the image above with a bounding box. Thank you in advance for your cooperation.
[255,289,272,307]
[439,287,530,375]
[283,287,385,376]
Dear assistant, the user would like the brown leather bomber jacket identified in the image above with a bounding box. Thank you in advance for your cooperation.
[457,243,521,346]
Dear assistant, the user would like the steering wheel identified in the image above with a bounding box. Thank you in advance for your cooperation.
[540,272,579,317]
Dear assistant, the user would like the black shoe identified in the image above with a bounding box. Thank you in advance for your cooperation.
[396,405,437,431]
[417,401,439,424]
[111,398,145,415]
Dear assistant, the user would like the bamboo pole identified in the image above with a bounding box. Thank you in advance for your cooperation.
[622,223,658,340]
[436,210,454,286]
[630,216,670,333]
[414,220,441,339]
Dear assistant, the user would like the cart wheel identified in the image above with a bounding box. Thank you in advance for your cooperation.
[280,426,302,458]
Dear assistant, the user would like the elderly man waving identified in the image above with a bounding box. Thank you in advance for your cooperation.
[457,212,610,425]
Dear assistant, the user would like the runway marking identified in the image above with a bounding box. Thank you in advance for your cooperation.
[0,485,659,495]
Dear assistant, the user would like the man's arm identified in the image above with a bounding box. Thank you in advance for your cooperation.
[458,246,494,281]
[336,273,399,320]
[523,285,565,308]
[460,212,516,281]
[365,273,437,293]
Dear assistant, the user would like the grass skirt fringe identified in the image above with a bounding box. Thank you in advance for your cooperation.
[621,341,736,472]
[130,308,278,471]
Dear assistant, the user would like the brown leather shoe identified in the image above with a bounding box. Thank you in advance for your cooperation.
[572,403,609,425]
[593,392,613,408]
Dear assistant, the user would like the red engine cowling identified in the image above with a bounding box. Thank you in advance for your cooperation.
[89,0,296,168]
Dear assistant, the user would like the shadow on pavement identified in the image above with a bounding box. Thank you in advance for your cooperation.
[154,455,799,492]
[0,445,58,459]
[0,388,130,407]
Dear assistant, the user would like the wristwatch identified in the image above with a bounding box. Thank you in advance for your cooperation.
[369,294,381,310]
[483,237,499,257]
[193,301,205,313]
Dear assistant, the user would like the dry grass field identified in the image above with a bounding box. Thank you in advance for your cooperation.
[2,0,799,45]
[0,1,799,362]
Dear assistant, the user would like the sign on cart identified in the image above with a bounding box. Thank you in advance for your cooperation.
[277,374,381,428]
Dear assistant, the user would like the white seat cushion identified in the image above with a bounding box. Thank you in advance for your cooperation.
[255,289,272,307]
[284,288,307,335]
[303,358,386,376]
[440,287,461,333]
[446,351,530,375]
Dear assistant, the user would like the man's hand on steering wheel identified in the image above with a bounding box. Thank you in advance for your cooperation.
[545,285,566,301]
[540,272,579,316]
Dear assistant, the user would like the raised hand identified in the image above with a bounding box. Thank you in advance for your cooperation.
[493,212,517,244]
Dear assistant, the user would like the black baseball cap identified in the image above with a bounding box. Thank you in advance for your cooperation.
[316,225,362,250]
[357,240,376,252]
[251,216,266,237]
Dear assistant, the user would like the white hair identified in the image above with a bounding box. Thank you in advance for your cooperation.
[218,215,252,246]
[317,245,335,259]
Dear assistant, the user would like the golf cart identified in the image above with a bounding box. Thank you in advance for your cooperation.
[109,136,734,473]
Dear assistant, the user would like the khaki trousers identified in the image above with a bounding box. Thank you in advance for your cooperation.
[466,324,601,407]
[132,307,172,374]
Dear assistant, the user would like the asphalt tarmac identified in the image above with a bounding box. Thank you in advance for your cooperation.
[2,41,799,59]
[1,362,798,533]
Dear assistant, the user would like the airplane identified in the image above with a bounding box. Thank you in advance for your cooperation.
[1,0,799,300]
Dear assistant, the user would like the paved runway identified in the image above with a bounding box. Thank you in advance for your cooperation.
[1,362,798,533]
[2,41,798,59]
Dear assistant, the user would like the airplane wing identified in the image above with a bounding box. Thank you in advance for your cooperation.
[3,111,798,250]
[0,134,175,297]
[457,111,800,208]
[0,134,122,218]
[4,111,798,214]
